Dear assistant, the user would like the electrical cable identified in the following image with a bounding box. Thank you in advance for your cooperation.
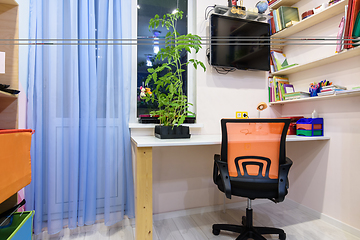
[206,48,236,75]
[205,6,215,20]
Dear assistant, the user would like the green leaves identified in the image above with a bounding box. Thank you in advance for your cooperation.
[144,9,206,126]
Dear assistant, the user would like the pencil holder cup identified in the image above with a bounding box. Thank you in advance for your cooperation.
[310,86,321,97]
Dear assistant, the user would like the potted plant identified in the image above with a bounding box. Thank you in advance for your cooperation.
[142,9,206,139]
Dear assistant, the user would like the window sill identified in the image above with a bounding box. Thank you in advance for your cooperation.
[128,122,204,129]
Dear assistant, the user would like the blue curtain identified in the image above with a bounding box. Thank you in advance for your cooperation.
[25,0,134,235]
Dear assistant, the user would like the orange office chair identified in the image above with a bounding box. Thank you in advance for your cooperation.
[212,119,292,240]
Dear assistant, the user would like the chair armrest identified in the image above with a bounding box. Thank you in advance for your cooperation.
[276,157,293,202]
[213,154,232,199]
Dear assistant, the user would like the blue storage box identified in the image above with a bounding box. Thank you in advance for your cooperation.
[296,118,324,136]
[0,211,34,240]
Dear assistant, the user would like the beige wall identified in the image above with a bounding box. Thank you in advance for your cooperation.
[131,0,360,234]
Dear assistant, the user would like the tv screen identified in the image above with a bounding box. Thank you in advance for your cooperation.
[209,14,270,71]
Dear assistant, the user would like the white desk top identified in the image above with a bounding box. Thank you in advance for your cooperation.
[131,134,330,148]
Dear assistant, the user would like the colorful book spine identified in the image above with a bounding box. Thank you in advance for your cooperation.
[272,10,279,32]
[278,6,299,30]
[276,9,282,31]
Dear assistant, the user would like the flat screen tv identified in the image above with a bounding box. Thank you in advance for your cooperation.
[209,14,270,71]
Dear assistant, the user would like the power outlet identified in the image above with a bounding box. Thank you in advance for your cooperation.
[236,111,249,119]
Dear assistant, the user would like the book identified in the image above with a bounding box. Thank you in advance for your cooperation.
[270,50,297,71]
[344,0,354,49]
[275,9,282,31]
[344,0,360,49]
[283,84,295,94]
[335,17,345,53]
[278,6,300,30]
[350,0,360,46]
[272,10,279,32]
[335,87,360,95]
[269,11,276,35]
[268,77,274,102]
[284,91,310,100]
[318,89,345,96]
[321,85,347,90]
[269,55,275,73]
[353,10,360,46]
[273,76,289,101]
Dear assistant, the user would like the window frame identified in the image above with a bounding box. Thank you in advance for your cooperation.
[129,0,197,124]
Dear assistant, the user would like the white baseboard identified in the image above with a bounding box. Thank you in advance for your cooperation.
[284,199,360,238]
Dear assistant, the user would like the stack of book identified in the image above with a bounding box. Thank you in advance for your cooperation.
[269,6,300,34]
[318,85,347,96]
[269,76,295,102]
[283,91,310,100]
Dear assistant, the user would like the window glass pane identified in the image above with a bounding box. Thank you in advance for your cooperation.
[137,0,188,117]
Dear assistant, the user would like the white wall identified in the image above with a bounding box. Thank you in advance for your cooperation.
[281,0,360,232]
[148,0,278,215]
[16,0,360,234]
[135,0,360,234]
[16,0,29,129]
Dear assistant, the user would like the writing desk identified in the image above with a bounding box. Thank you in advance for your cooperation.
[131,134,330,240]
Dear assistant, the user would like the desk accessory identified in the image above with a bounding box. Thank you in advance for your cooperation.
[301,10,314,20]
[287,116,304,135]
[296,118,324,136]
[236,111,249,119]
[256,102,267,117]
[313,3,328,14]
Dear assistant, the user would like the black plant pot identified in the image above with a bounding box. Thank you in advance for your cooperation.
[154,125,191,139]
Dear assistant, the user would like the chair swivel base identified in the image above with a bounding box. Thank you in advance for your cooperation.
[212,208,286,240]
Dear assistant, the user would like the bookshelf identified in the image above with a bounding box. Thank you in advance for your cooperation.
[271,0,348,46]
[268,0,360,107]
[270,45,360,76]
[0,0,19,129]
[270,89,360,105]
[269,0,301,10]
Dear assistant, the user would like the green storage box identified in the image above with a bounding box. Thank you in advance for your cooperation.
[296,129,322,136]
[0,211,34,240]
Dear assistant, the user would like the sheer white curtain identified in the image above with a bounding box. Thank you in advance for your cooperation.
[25,0,134,235]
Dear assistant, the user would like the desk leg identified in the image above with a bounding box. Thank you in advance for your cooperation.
[135,147,153,240]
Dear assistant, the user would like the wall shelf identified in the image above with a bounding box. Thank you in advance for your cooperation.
[269,0,301,10]
[271,0,347,41]
[0,91,17,113]
[270,89,360,105]
[0,90,16,98]
[0,0,18,5]
[269,45,360,76]
[214,5,272,22]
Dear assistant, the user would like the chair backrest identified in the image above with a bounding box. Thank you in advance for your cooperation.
[221,119,290,180]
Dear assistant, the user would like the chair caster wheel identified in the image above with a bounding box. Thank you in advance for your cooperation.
[242,216,246,226]
[279,233,286,240]
[212,228,220,235]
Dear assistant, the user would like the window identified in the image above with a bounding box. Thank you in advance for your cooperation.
[136,0,189,118]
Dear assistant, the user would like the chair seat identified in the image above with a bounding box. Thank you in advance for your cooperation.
[215,174,279,199]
